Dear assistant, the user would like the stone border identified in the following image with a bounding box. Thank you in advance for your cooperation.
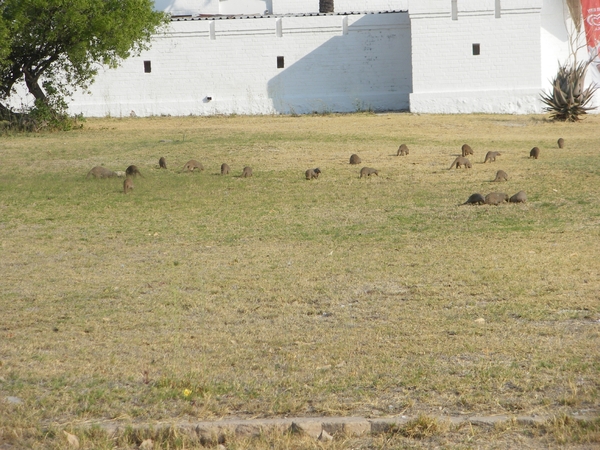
[93,413,597,442]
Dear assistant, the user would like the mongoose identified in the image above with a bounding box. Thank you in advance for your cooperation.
[485,192,509,205]
[86,166,117,178]
[360,167,378,178]
[492,170,508,182]
[125,165,143,177]
[182,160,204,172]
[509,191,527,203]
[462,193,486,205]
[349,154,362,165]
[448,156,472,169]
[221,163,230,175]
[305,168,321,180]
[159,157,167,169]
[483,151,501,163]
[123,177,133,194]
[461,144,474,157]
[530,147,540,159]
[241,166,253,177]
[557,138,565,148]
[397,144,409,156]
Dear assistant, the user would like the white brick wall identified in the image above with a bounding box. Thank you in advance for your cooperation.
[13,0,597,116]
[540,0,593,90]
[153,0,219,15]
[408,0,544,113]
[335,1,408,12]
[67,13,412,117]
[219,0,273,15]
[273,1,318,14]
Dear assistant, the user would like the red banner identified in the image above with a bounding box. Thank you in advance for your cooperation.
[581,0,600,53]
[581,0,600,81]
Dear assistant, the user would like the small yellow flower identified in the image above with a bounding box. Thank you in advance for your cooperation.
[183,389,192,397]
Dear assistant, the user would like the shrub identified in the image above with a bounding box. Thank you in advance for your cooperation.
[540,61,598,122]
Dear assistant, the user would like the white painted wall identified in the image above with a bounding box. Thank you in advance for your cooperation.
[540,0,598,101]
[335,1,408,12]
[67,13,412,117]
[408,0,544,114]
[153,0,219,15]
[541,0,578,89]
[219,0,273,15]
[12,1,598,117]
[272,1,318,14]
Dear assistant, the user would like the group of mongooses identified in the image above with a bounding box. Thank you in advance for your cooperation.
[456,138,564,206]
[349,153,380,178]
[88,137,563,197]
[448,139,559,170]
[87,157,253,194]
[87,164,142,194]
[307,153,379,180]
[462,191,527,206]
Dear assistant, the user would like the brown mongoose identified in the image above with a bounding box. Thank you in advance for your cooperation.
[483,151,501,163]
[123,177,134,194]
[125,165,143,177]
[462,193,486,205]
[241,166,253,177]
[509,191,527,203]
[492,170,508,182]
[557,138,565,148]
[221,163,230,175]
[360,167,378,178]
[461,144,474,157]
[159,157,167,169]
[182,160,204,172]
[349,154,362,164]
[485,192,509,205]
[448,156,472,169]
[397,144,409,156]
[86,166,117,178]
[305,168,321,180]
[529,147,540,159]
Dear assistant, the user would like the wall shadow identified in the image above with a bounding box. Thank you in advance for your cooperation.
[267,13,412,114]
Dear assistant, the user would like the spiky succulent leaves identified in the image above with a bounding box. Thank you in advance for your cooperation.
[541,61,598,122]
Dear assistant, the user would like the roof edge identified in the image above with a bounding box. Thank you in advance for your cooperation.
[171,10,408,21]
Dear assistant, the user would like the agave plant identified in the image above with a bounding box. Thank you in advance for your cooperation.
[541,61,598,122]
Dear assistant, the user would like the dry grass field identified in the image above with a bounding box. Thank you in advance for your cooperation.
[0,113,599,448]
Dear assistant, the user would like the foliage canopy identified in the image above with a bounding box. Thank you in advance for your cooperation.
[0,0,168,128]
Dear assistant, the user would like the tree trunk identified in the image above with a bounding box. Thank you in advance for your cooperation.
[320,0,334,13]
[23,67,47,102]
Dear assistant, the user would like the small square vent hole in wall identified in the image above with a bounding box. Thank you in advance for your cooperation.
[277,56,284,68]
[144,61,151,73]
[472,44,480,56]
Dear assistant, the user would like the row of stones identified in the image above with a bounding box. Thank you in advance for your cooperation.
[98,414,569,441]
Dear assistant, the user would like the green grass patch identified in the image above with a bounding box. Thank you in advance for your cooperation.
[1,113,599,448]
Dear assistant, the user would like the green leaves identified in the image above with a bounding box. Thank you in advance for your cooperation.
[0,0,168,123]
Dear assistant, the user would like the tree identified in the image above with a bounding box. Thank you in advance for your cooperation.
[0,0,168,128]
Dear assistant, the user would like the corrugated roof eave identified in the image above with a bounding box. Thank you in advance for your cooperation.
[170,10,408,22]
